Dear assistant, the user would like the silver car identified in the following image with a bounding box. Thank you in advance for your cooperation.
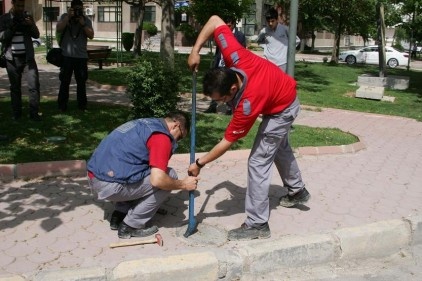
[339,45,409,68]
[32,38,42,48]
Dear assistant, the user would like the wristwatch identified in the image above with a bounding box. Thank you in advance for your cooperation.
[195,158,205,168]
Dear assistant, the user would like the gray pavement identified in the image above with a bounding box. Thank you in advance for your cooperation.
[0,51,422,281]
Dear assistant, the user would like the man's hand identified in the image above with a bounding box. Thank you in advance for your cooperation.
[78,16,86,27]
[188,52,200,72]
[182,175,200,191]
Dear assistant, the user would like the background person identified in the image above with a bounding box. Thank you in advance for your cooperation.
[257,7,298,72]
[0,0,41,121]
[87,112,199,239]
[188,15,310,241]
[56,0,94,112]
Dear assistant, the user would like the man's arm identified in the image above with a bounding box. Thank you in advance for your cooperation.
[256,28,266,44]
[187,137,233,176]
[79,17,94,39]
[150,167,199,191]
[56,13,69,32]
[188,15,225,71]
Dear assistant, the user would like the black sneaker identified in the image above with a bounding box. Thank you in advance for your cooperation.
[110,210,126,230]
[117,222,158,239]
[227,223,271,241]
[279,187,310,208]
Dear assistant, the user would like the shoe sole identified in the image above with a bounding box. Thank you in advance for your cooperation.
[227,229,271,241]
[228,233,271,241]
[279,194,311,208]
[118,226,159,239]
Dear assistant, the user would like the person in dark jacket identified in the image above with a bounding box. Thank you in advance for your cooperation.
[205,16,246,114]
[56,0,94,112]
[87,112,200,239]
[0,0,41,121]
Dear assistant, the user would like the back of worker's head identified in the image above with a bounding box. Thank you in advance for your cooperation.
[203,68,237,97]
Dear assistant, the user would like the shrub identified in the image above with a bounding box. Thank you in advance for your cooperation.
[392,43,404,52]
[142,22,158,37]
[122,32,134,52]
[127,55,181,119]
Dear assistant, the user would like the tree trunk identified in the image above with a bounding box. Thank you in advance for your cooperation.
[134,5,146,56]
[160,0,175,68]
[330,19,343,63]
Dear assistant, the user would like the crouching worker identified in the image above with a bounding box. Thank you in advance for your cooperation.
[87,112,199,239]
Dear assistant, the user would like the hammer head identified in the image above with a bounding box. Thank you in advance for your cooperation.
[155,233,163,246]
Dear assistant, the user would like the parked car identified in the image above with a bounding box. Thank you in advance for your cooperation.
[0,38,42,49]
[32,38,42,48]
[339,46,409,68]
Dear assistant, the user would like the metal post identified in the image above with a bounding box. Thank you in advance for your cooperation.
[287,0,298,77]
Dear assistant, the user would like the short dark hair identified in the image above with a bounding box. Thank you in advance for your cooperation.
[265,8,278,21]
[203,68,237,97]
[71,0,83,7]
[166,111,190,135]
[223,15,236,25]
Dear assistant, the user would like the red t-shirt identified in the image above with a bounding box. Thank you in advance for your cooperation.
[147,133,172,172]
[214,25,297,142]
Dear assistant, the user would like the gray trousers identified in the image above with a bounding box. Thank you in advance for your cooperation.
[245,97,305,227]
[6,56,40,116]
[89,168,176,228]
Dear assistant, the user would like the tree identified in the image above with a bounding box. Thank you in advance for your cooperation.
[160,0,175,68]
[315,0,377,62]
[123,0,160,56]
[190,0,254,26]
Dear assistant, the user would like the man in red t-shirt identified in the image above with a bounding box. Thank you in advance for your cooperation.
[188,15,310,241]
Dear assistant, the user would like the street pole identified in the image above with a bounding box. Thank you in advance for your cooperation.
[287,0,299,77]
[377,1,386,78]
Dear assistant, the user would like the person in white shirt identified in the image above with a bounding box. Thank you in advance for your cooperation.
[257,8,297,72]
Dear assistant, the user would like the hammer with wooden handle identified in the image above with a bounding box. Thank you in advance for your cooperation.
[109,233,163,248]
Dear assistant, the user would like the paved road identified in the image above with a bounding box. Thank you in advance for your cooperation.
[0,50,421,280]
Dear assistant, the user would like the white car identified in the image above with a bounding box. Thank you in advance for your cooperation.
[32,38,42,48]
[339,46,409,68]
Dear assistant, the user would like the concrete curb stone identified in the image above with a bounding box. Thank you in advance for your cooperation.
[33,267,106,281]
[111,251,219,281]
[333,219,411,260]
[237,233,340,274]
[2,217,421,281]
[406,215,422,245]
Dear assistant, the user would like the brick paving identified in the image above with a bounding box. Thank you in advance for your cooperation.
[0,52,421,279]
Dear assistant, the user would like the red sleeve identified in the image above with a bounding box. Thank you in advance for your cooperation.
[214,25,246,67]
[147,133,172,172]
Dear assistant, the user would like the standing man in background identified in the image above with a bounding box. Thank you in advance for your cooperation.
[56,0,94,112]
[257,7,298,72]
[0,0,41,121]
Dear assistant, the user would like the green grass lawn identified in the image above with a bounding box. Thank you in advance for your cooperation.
[296,63,422,121]
[0,98,358,164]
